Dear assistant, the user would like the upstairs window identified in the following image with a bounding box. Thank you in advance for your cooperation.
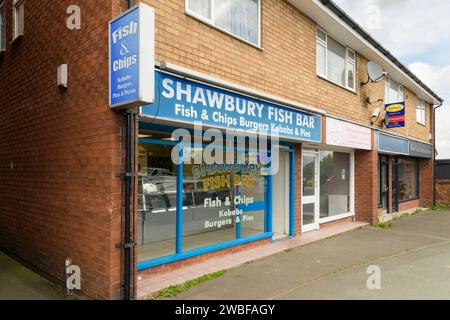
[316,28,356,91]
[186,0,261,47]
[0,2,5,51]
[13,0,24,40]
[416,99,426,125]
[384,77,404,104]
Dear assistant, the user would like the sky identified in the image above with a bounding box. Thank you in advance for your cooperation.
[334,0,450,159]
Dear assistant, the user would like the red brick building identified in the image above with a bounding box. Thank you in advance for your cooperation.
[0,0,443,300]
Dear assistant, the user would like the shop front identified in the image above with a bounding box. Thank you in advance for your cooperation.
[136,68,323,271]
[301,117,372,232]
[375,131,433,215]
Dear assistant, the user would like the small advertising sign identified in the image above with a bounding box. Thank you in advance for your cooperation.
[109,4,155,109]
[385,102,405,128]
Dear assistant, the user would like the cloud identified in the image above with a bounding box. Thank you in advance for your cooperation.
[334,0,450,61]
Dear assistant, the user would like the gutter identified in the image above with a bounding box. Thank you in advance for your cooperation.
[433,101,444,205]
[319,0,444,104]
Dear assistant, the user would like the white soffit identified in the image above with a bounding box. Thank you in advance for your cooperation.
[288,0,440,105]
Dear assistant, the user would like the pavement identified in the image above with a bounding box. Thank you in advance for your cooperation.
[0,252,71,300]
[172,210,450,300]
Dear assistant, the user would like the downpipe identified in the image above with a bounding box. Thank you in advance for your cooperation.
[433,101,443,205]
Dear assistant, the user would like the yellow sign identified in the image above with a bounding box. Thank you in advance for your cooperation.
[386,103,405,113]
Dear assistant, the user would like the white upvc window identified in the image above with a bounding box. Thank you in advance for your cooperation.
[186,0,261,47]
[0,2,5,51]
[13,0,25,40]
[316,27,356,91]
[416,98,426,125]
[384,77,404,104]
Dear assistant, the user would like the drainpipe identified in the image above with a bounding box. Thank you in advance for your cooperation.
[119,110,137,301]
[120,0,136,303]
[433,101,443,205]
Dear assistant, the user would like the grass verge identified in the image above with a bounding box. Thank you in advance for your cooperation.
[374,219,393,229]
[149,270,226,300]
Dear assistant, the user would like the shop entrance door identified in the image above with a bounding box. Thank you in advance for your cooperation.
[392,158,399,213]
[302,151,320,232]
[273,151,290,239]
[380,156,390,214]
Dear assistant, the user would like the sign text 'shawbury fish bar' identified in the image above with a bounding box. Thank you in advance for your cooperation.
[140,72,322,142]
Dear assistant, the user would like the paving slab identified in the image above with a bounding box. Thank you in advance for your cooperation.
[0,252,70,300]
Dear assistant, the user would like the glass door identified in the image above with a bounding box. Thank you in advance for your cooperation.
[302,151,320,232]
[392,158,399,213]
[380,156,390,214]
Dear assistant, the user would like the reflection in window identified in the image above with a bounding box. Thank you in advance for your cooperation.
[137,140,268,262]
[186,0,260,45]
[320,152,350,218]
[316,28,356,90]
[397,159,419,201]
[182,147,265,251]
[137,144,177,261]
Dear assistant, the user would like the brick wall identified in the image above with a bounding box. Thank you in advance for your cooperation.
[419,158,434,207]
[354,132,380,224]
[436,180,450,204]
[0,0,129,300]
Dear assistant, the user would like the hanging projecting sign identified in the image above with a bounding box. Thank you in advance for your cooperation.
[385,102,405,128]
[109,4,155,109]
[140,72,322,143]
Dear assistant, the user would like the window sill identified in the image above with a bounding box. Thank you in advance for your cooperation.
[137,232,273,270]
[319,212,355,225]
[185,11,263,52]
[10,33,23,45]
[317,74,357,95]
[398,197,420,204]
[416,122,426,127]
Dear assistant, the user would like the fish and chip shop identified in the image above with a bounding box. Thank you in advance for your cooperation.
[136,69,329,270]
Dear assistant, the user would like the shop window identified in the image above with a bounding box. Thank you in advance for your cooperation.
[137,144,178,261]
[0,2,5,51]
[316,27,356,91]
[137,137,268,263]
[384,77,404,104]
[319,151,351,218]
[397,158,419,202]
[186,0,261,46]
[13,0,24,40]
[416,99,426,125]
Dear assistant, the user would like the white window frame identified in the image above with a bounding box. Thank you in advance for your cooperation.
[416,98,426,126]
[316,27,356,92]
[185,0,262,48]
[302,145,355,232]
[13,0,25,40]
[384,76,404,104]
[0,2,5,51]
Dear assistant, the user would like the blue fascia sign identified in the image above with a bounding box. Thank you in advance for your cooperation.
[109,4,155,109]
[409,140,433,159]
[140,72,322,143]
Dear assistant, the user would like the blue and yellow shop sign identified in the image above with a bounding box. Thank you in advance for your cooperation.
[140,71,322,143]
